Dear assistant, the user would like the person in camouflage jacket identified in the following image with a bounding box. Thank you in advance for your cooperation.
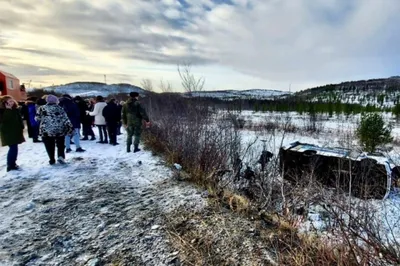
[122,92,150,153]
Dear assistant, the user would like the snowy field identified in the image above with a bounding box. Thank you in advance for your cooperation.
[236,110,400,161]
[236,110,400,245]
[0,130,206,265]
[2,110,400,264]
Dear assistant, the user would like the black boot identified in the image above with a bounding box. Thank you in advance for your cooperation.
[133,144,141,153]
[6,165,20,172]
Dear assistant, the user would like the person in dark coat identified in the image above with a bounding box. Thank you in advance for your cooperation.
[36,95,74,165]
[102,98,121,146]
[36,96,47,106]
[74,96,89,140]
[79,98,96,140]
[59,94,85,153]
[0,95,25,172]
[116,100,124,135]
[22,97,41,143]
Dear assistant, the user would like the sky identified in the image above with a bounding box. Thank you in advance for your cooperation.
[1,0,400,92]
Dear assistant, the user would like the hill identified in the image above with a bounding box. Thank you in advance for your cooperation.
[35,82,290,100]
[187,89,290,100]
[34,76,400,108]
[295,76,400,108]
[40,82,146,97]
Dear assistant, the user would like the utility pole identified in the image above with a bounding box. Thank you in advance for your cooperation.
[104,75,107,84]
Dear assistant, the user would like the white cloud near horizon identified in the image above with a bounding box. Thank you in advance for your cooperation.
[1,0,399,92]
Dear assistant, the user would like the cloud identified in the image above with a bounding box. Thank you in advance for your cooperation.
[4,63,79,77]
[2,47,70,58]
[1,0,399,91]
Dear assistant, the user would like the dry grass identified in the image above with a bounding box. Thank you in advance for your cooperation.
[164,202,364,266]
[143,95,399,265]
[164,205,277,266]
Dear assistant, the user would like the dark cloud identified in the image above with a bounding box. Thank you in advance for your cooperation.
[2,0,400,88]
[128,51,214,65]
[2,47,68,58]
[4,63,82,77]
[0,0,212,66]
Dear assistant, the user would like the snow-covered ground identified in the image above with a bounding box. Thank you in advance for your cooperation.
[2,109,400,264]
[236,110,400,246]
[0,130,206,266]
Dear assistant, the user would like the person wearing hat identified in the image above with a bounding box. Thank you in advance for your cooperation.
[35,95,74,165]
[122,91,150,153]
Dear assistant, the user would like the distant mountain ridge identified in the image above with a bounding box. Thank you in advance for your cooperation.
[37,82,290,100]
[187,89,290,100]
[36,76,400,107]
[295,76,400,107]
[41,82,145,97]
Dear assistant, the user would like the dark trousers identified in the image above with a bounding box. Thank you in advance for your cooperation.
[27,124,40,140]
[42,136,65,162]
[7,144,18,167]
[107,123,118,144]
[82,122,94,137]
[117,121,122,135]
[32,125,39,140]
[97,125,108,142]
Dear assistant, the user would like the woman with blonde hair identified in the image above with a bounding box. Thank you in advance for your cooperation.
[0,95,25,172]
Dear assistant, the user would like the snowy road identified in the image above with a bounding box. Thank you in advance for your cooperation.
[0,132,206,265]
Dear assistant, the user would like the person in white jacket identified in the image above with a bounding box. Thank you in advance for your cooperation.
[87,95,108,143]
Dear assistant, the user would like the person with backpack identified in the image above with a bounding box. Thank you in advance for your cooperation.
[122,92,150,153]
[0,95,25,172]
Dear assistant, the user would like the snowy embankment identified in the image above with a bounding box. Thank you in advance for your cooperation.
[0,130,206,266]
[237,110,400,246]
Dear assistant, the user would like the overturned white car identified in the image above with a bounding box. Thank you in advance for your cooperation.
[279,141,400,200]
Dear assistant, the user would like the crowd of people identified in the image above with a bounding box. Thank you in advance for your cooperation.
[0,92,150,172]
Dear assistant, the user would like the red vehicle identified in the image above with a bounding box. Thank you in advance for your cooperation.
[0,70,27,102]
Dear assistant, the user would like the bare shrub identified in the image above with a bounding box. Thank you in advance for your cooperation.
[142,88,400,264]
[246,120,297,133]
[140,78,153,92]
[142,94,240,187]
[177,63,205,93]
[159,78,173,93]
[277,155,400,265]
[303,112,325,133]
[226,112,246,129]
[320,196,400,265]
